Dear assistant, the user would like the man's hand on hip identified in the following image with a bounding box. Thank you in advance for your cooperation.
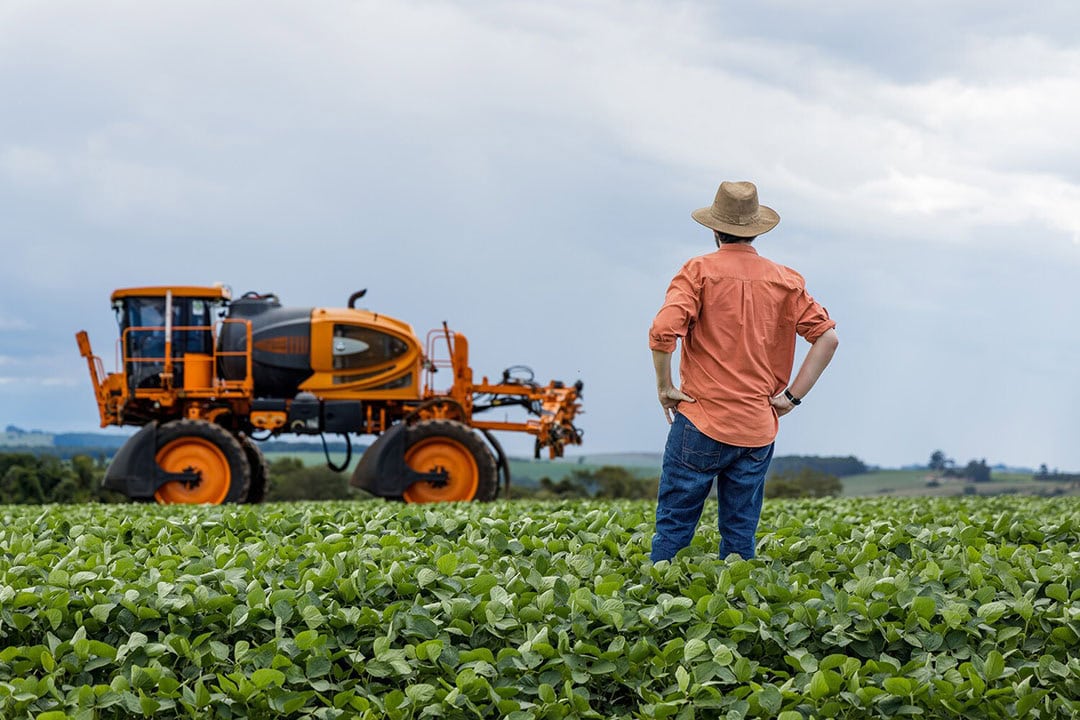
[658,386,695,424]
[770,392,796,417]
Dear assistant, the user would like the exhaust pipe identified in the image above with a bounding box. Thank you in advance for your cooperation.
[347,289,367,308]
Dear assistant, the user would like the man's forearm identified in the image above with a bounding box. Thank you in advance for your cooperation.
[787,329,838,399]
[652,347,695,422]
[652,349,674,390]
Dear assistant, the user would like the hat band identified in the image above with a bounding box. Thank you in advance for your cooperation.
[712,208,762,226]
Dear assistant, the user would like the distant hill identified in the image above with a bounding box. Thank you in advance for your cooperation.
[1,426,55,447]
[559,452,662,468]
[54,433,131,449]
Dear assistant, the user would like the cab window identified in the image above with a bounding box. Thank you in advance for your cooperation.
[332,325,408,369]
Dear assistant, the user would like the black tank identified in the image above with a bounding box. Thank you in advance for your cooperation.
[219,294,314,398]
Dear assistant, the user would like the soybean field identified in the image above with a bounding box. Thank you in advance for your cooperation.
[0,497,1077,718]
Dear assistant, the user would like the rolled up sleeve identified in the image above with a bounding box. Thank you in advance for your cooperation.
[649,262,701,352]
[794,289,836,343]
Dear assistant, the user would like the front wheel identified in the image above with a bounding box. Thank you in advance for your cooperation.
[154,420,251,504]
[403,420,497,503]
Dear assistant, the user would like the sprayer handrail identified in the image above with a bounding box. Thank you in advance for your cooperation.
[119,319,252,392]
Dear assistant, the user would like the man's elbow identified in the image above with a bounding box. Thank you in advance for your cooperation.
[816,328,839,351]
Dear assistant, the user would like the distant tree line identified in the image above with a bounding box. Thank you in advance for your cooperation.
[0,452,663,504]
[0,453,124,504]
[515,466,659,500]
[958,459,991,483]
[767,455,867,478]
[263,458,367,501]
[519,463,848,501]
[0,446,120,461]
[0,452,369,505]
[928,451,991,482]
[765,468,843,499]
[1034,464,1080,483]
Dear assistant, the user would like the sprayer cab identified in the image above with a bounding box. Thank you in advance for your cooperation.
[111,286,230,392]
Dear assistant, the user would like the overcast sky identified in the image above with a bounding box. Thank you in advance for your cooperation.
[2,1,1078,470]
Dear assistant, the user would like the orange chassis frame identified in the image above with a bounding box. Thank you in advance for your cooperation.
[78,320,582,459]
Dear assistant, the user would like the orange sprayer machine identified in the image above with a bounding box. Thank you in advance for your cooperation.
[76,286,583,504]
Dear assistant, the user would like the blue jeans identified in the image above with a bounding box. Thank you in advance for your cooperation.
[651,412,774,562]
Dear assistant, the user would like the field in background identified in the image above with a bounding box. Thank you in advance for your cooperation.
[839,469,1079,497]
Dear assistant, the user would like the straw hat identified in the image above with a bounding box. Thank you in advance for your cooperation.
[692,181,779,237]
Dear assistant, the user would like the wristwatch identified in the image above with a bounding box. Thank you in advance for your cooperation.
[784,389,802,406]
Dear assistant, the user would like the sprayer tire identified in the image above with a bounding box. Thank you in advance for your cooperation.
[402,420,498,503]
[154,420,251,505]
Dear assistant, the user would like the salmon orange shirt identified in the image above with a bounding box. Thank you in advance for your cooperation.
[649,244,835,447]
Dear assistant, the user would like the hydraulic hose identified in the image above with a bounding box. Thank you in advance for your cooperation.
[322,433,353,473]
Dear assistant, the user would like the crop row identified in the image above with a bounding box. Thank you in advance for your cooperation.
[0,497,1078,718]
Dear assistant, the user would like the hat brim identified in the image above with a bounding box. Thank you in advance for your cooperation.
[691,204,779,237]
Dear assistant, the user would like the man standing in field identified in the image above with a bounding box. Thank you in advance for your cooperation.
[649,181,838,561]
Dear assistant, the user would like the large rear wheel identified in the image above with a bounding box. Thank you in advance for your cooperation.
[154,420,251,504]
[403,420,497,503]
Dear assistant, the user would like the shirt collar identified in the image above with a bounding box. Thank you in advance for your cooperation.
[717,243,758,255]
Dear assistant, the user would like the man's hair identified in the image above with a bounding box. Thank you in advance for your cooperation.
[714,231,756,245]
